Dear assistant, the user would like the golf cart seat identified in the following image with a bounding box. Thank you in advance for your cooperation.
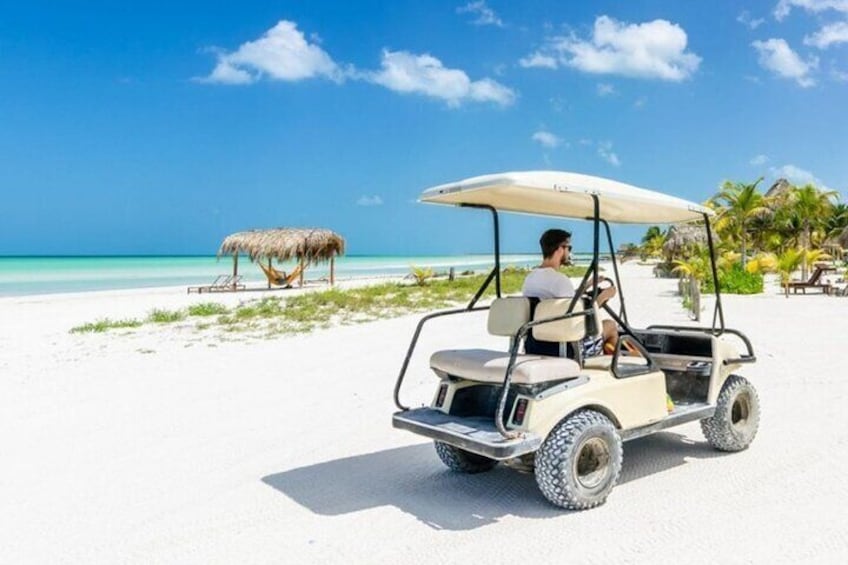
[429,297,590,385]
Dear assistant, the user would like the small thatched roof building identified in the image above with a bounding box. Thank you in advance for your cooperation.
[218,227,346,286]
[838,226,848,250]
[765,178,793,200]
[663,223,713,259]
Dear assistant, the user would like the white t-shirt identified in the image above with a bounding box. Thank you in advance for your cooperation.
[522,267,575,299]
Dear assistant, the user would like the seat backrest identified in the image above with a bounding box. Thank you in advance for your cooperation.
[531,298,590,343]
[487,297,531,337]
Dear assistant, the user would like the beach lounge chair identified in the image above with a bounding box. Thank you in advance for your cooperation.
[187,274,245,293]
[258,262,304,288]
[187,274,228,294]
[787,265,835,294]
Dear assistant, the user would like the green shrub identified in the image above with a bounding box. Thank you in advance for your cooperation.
[703,263,763,295]
[187,302,229,316]
[409,265,435,286]
[148,308,186,323]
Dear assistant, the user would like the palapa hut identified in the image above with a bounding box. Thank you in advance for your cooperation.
[829,226,848,261]
[765,178,793,200]
[218,228,346,288]
[662,222,713,261]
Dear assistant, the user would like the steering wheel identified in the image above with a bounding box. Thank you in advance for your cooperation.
[584,276,615,297]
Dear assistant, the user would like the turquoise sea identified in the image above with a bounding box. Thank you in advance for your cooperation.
[0,254,594,297]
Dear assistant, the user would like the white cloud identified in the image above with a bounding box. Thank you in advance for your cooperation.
[367,50,515,106]
[356,195,384,206]
[752,38,818,87]
[549,96,567,113]
[519,52,558,68]
[524,16,701,81]
[597,82,616,96]
[750,154,770,166]
[774,0,848,20]
[832,68,848,80]
[770,164,830,189]
[198,21,517,109]
[200,21,341,84]
[457,1,503,27]
[737,11,765,29]
[598,141,621,166]
[804,21,848,48]
[532,130,562,148]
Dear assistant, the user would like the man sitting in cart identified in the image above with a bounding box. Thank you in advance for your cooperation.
[523,228,618,357]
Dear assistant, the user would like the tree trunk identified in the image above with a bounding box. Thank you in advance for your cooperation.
[801,225,810,280]
[690,276,700,321]
[741,219,747,269]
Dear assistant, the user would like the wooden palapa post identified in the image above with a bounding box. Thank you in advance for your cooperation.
[330,255,335,286]
[232,253,239,289]
[299,256,305,287]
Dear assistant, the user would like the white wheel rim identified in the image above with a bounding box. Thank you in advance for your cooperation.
[573,437,611,489]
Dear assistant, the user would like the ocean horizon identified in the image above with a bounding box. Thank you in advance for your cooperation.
[0,253,596,297]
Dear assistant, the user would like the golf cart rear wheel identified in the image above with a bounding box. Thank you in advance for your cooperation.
[535,409,623,510]
[434,441,498,474]
[700,375,760,452]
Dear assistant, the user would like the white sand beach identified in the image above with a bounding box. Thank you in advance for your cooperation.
[1,262,847,564]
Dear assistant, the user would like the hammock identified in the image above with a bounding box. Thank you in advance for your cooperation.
[258,261,305,287]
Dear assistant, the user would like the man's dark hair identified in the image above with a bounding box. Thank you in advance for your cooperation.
[540,228,572,258]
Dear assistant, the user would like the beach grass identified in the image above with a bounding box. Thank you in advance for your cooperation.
[70,318,144,333]
[187,302,230,316]
[68,266,589,337]
[148,308,186,323]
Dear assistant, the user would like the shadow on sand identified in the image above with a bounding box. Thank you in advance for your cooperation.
[261,431,724,531]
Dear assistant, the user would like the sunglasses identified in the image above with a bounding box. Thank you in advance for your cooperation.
[560,244,573,251]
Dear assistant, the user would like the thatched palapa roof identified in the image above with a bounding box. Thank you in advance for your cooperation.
[218,228,346,263]
[663,223,713,257]
[838,226,848,249]
[765,178,792,200]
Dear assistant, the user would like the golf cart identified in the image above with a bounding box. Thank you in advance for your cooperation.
[392,171,759,510]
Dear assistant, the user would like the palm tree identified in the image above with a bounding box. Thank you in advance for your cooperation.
[825,202,848,239]
[711,178,770,268]
[785,184,837,278]
[775,248,805,298]
[639,226,666,260]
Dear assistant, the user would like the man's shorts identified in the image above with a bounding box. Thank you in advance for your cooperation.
[581,334,605,358]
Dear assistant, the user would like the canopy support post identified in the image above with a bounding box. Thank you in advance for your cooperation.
[460,203,501,299]
[299,256,305,287]
[330,256,335,286]
[267,258,272,289]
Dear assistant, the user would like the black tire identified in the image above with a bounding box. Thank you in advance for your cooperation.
[434,441,498,474]
[701,375,760,452]
[534,410,623,510]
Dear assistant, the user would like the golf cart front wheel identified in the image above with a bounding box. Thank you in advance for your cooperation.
[535,409,623,510]
[701,375,760,452]
[434,441,498,473]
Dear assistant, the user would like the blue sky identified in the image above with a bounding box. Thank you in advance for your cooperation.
[1,0,846,255]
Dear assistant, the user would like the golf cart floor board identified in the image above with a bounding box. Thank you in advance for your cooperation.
[392,408,542,460]
[620,402,715,442]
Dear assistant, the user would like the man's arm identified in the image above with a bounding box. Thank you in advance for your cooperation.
[589,276,616,306]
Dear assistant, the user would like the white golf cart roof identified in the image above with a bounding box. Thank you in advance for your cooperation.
[420,170,713,224]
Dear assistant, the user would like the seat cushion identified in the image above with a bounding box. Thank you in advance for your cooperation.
[430,348,581,385]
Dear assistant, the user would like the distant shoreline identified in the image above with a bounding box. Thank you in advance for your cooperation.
[0,253,569,297]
